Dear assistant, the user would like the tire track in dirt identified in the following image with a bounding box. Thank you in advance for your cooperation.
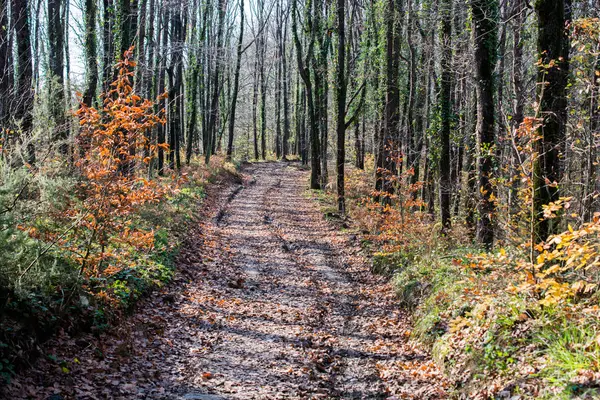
[171,162,448,399]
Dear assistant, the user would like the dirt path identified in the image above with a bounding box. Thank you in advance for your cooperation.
[4,162,447,399]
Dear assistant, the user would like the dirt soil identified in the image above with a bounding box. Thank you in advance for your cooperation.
[2,162,448,399]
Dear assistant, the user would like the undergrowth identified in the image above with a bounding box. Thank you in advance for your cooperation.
[0,50,240,383]
[0,155,235,381]
[321,155,600,399]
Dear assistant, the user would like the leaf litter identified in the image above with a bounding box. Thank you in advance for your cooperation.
[2,162,447,399]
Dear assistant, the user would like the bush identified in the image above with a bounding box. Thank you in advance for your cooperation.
[0,49,177,381]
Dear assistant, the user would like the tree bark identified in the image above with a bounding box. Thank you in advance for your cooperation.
[0,0,12,129]
[533,0,570,242]
[281,16,291,159]
[12,0,35,164]
[48,0,66,155]
[102,0,114,92]
[205,0,227,164]
[472,0,498,248]
[135,0,147,94]
[226,0,244,160]
[252,51,259,160]
[336,0,347,213]
[82,0,98,108]
[157,6,168,175]
[439,0,452,230]
[292,0,321,188]
[377,0,401,202]
[168,4,184,170]
[186,0,201,164]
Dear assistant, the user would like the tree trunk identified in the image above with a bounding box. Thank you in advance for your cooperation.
[168,5,184,170]
[82,0,98,108]
[186,0,200,165]
[275,9,282,159]
[439,0,452,230]
[292,0,321,189]
[377,0,401,202]
[157,6,168,175]
[119,0,132,57]
[533,0,570,242]
[465,90,478,236]
[226,0,244,160]
[508,0,525,214]
[12,0,35,164]
[135,0,147,93]
[281,20,291,159]
[259,30,267,160]
[205,0,227,164]
[48,0,66,153]
[405,0,417,178]
[472,0,498,248]
[102,0,114,92]
[336,0,347,213]
[252,52,259,160]
[0,0,12,129]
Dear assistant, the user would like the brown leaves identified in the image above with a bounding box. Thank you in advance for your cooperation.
[69,48,176,283]
[4,163,451,399]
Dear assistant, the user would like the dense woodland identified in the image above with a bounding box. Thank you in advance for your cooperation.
[2,0,599,243]
[2,0,600,396]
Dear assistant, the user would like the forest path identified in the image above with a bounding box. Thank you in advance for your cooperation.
[5,162,447,399]
[163,162,447,399]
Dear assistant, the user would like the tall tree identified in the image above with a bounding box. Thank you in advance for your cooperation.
[12,0,35,164]
[336,0,347,213]
[281,11,291,160]
[168,2,183,170]
[48,0,66,154]
[275,2,283,159]
[376,0,401,201]
[156,6,168,175]
[205,0,227,164]
[0,0,12,129]
[82,0,98,107]
[252,48,260,160]
[472,0,499,247]
[259,9,267,160]
[292,0,321,188]
[134,0,147,93]
[186,0,199,164]
[439,0,452,230]
[533,0,570,242]
[314,0,329,187]
[102,0,115,92]
[119,0,133,56]
[508,0,526,214]
[226,0,244,160]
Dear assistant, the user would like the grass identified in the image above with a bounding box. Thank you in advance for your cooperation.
[535,318,600,398]
[381,245,600,398]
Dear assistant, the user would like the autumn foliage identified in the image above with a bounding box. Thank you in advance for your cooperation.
[16,48,175,296]
[65,48,170,280]
[338,21,600,393]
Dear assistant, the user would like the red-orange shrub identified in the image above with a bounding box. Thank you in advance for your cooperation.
[68,47,169,279]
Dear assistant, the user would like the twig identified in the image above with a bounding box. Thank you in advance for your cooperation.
[19,210,90,280]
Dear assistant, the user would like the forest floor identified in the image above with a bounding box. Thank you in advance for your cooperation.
[3,162,447,399]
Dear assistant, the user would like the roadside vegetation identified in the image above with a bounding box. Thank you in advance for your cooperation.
[0,55,237,381]
[1,0,599,395]
[313,145,600,399]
